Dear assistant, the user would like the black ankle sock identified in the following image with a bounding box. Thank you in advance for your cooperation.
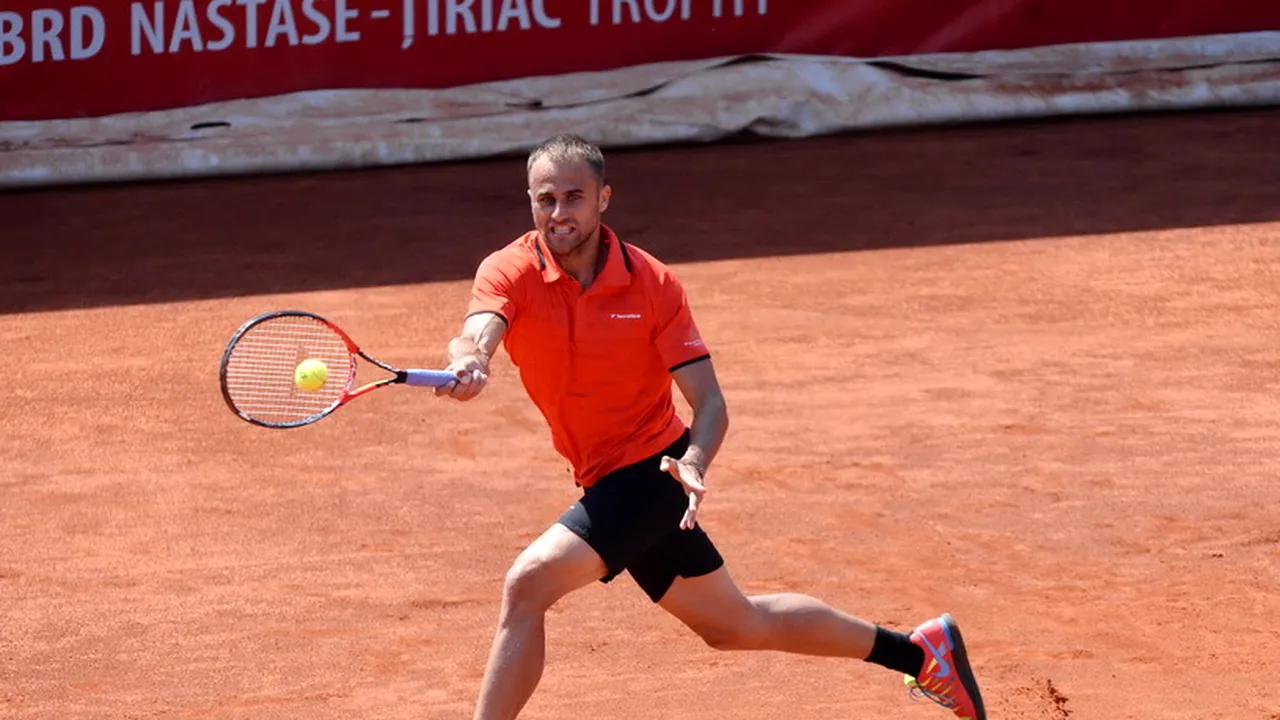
[864,626,926,677]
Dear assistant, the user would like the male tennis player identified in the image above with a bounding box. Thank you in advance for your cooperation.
[434,133,986,720]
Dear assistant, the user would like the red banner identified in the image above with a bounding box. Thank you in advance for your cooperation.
[2,0,1277,122]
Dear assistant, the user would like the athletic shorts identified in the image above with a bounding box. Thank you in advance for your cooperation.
[557,430,725,603]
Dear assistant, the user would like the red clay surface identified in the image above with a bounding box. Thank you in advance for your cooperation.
[3,108,1279,720]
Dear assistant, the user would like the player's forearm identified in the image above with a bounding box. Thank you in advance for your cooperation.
[447,334,491,369]
[447,312,508,369]
[683,394,728,475]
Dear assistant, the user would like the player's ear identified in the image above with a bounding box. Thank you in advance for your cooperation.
[599,184,612,213]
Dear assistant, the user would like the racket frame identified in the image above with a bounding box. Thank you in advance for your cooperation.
[219,309,454,429]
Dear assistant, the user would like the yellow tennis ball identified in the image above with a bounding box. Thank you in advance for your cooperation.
[294,358,329,392]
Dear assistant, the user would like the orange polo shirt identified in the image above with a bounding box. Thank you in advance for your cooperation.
[466,225,710,487]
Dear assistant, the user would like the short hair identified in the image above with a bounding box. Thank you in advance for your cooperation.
[526,133,606,184]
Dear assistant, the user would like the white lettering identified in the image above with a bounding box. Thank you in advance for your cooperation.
[0,12,25,66]
[31,9,64,62]
[334,0,358,41]
[131,2,163,55]
[446,0,474,34]
[496,0,529,31]
[301,0,330,44]
[265,0,299,46]
[531,0,558,28]
[118,0,365,56]
[399,0,412,46]
[206,0,235,50]
[613,0,639,24]
[234,0,266,48]
[169,0,203,52]
[712,0,765,17]
[594,0,695,25]
[479,0,491,31]
[427,0,438,35]
[643,0,674,22]
[69,7,105,59]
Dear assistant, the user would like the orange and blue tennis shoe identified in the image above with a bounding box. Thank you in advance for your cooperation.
[904,613,986,720]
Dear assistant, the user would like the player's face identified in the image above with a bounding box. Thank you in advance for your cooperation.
[528,157,611,258]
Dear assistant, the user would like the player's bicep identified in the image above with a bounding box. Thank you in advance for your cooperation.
[468,251,520,326]
[653,274,710,369]
[672,356,724,414]
[461,311,508,357]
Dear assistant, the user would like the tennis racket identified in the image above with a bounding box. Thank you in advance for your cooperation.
[219,310,456,429]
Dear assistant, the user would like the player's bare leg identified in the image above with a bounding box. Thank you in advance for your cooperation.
[659,565,985,719]
[658,565,879,656]
[472,524,606,720]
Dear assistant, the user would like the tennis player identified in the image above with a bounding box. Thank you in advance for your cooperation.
[434,133,986,720]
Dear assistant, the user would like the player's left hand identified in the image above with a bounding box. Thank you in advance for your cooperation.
[660,456,706,530]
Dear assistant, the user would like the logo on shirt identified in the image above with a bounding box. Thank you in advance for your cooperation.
[610,313,642,320]
[684,329,705,348]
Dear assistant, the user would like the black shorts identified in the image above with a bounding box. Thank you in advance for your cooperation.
[557,431,725,603]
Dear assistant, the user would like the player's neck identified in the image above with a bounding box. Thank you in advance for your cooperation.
[557,232,605,288]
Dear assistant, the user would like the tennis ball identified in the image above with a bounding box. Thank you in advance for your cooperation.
[294,358,329,392]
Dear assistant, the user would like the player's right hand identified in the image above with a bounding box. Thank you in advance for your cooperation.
[435,355,489,401]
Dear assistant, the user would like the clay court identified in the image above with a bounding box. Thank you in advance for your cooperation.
[3,107,1279,719]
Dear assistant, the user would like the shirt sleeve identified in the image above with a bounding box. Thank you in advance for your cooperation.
[467,251,520,324]
[653,269,710,372]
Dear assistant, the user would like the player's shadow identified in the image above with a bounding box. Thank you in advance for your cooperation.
[3,106,1278,315]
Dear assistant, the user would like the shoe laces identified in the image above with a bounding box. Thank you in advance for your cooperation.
[907,677,958,709]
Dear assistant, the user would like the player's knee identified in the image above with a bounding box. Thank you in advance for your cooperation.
[695,616,768,651]
[500,552,562,614]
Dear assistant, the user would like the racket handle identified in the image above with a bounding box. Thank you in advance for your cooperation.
[403,369,458,388]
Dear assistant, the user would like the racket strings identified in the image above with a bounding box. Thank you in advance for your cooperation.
[222,316,353,425]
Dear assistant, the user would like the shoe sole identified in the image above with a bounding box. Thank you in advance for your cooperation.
[939,613,987,720]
